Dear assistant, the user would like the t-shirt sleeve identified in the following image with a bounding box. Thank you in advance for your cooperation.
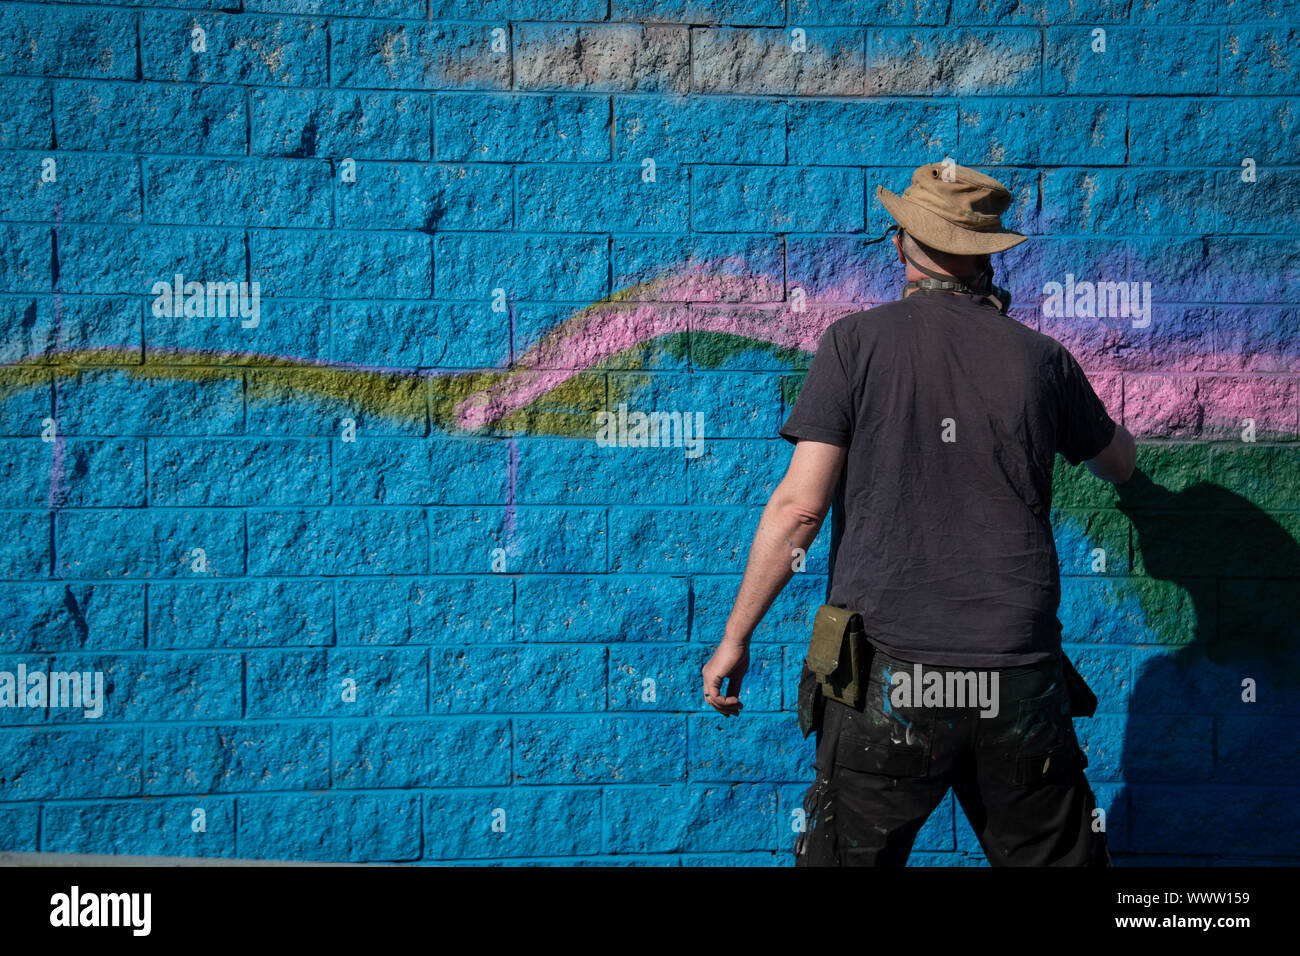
[778,325,854,446]
[1056,347,1118,466]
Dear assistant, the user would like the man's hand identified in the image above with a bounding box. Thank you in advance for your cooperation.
[702,638,749,718]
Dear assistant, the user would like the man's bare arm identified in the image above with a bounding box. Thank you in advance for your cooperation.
[701,440,848,716]
[1085,423,1137,484]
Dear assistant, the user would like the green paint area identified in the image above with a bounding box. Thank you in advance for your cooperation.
[780,374,807,409]
[434,369,611,437]
[1060,443,1300,687]
[680,331,811,371]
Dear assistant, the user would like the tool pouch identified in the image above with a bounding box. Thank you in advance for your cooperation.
[801,605,866,733]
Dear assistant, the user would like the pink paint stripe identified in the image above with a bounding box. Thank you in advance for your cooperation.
[453,266,829,429]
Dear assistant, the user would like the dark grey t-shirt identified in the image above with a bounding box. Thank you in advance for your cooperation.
[779,290,1117,667]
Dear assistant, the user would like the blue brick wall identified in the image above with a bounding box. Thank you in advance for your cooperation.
[0,0,1297,865]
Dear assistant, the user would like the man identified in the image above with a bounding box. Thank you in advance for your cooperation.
[701,162,1136,867]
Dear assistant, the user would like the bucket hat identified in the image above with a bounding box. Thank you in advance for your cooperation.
[875,162,1026,255]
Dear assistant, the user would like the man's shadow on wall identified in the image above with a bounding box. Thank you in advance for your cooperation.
[1109,468,1300,863]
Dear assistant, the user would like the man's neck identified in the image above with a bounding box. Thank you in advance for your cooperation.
[903,269,965,296]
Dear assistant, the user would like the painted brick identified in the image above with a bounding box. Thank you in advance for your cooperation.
[55,81,248,155]
[250,229,432,299]
[515,24,690,93]
[1128,785,1300,855]
[1215,715,1300,785]
[149,438,330,506]
[870,29,1041,95]
[0,79,52,148]
[516,437,689,506]
[148,581,333,649]
[790,101,956,166]
[336,577,515,645]
[336,436,507,505]
[953,0,1131,23]
[332,302,506,368]
[690,713,812,781]
[519,164,690,233]
[0,583,145,653]
[609,506,759,574]
[57,509,244,579]
[0,225,52,293]
[247,1,425,16]
[246,647,428,717]
[791,0,949,25]
[423,787,602,859]
[48,651,242,723]
[54,226,244,296]
[144,158,332,228]
[513,716,686,783]
[1045,28,1219,95]
[1222,25,1300,95]
[1130,0,1286,22]
[602,784,778,853]
[141,13,327,86]
[515,576,688,643]
[337,161,511,231]
[238,792,421,862]
[431,645,606,712]
[330,20,509,90]
[246,508,428,576]
[423,506,607,574]
[250,88,431,161]
[144,722,329,795]
[145,296,329,362]
[615,96,785,164]
[1127,98,1299,166]
[959,98,1126,166]
[42,798,236,858]
[333,718,511,788]
[0,8,136,80]
[435,93,610,163]
[0,438,145,508]
[692,573,826,644]
[0,804,41,851]
[56,367,243,437]
[692,27,865,95]
[0,727,141,800]
[245,367,428,438]
[434,233,608,301]
[3,296,141,366]
[0,152,141,224]
[688,438,789,505]
[692,165,863,233]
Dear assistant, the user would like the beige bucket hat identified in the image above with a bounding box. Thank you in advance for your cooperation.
[875,162,1026,255]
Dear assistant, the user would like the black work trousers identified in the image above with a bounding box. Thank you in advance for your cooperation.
[794,645,1111,867]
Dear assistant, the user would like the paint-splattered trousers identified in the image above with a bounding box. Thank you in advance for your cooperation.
[793,645,1111,867]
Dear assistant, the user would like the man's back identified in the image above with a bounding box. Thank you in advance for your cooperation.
[780,289,1117,667]
[707,161,1124,867]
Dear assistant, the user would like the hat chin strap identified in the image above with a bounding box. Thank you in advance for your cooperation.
[879,226,1011,314]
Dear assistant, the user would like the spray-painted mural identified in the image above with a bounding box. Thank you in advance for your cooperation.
[0,2,1297,864]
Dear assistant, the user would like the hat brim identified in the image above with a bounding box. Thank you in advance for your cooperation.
[876,186,1026,255]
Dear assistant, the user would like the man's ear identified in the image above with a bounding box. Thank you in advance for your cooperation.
[891,233,904,263]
